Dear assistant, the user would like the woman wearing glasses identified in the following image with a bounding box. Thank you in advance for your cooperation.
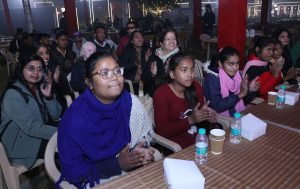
[58,51,154,188]
[0,53,61,169]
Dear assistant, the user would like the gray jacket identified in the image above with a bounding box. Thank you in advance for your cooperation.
[0,81,61,168]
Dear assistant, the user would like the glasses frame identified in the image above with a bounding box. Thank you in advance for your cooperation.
[92,67,124,79]
[24,65,44,73]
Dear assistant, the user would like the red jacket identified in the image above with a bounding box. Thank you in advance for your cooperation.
[116,35,129,57]
[258,71,283,99]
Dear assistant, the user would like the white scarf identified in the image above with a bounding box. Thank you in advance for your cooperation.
[155,47,179,63]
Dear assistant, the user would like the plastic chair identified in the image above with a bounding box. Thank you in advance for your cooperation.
[199,34,212,61]
[44,132,76,189]
[44,132,162,189]
[0,142,44,189]
[0,48,13,75]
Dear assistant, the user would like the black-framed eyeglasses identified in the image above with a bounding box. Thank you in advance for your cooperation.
[92,67,124,79]
[24,65,44,73]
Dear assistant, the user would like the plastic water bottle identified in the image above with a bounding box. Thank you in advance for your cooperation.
[230,112,242,144]
[195,128,208,165]
[276,85,286,109]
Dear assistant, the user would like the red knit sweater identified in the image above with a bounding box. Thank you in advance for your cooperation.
[153,82,205,148]
[258,71,283,99]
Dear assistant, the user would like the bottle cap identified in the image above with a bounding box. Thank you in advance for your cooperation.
[198,128,206,135]
[280,85,286,90]
[234,112,241,118]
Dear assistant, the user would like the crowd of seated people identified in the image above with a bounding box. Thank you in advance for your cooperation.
[1,22,300,188]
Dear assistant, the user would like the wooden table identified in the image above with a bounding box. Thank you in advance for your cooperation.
[243,86,300,132]
[95,124,300,189]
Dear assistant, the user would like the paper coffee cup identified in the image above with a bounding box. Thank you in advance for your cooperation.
[268,91,278,105]
[209,129,225,155]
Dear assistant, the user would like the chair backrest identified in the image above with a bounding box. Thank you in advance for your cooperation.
[199,34,211,50]
[44,132,76,189]
[194,59,204,85]
[0,142,27,189]
[124,79,134,94]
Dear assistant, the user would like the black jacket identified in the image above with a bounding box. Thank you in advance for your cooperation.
[120,45,164,96]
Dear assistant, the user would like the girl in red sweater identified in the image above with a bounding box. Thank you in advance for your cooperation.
[153,52,216,148]
[258,40,284,99]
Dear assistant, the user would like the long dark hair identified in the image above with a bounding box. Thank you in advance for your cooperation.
[158,28,178,44]
[129,30,146,49]
[4,53,46,93]
[168,52,198,109]
[254,36,274,58]
[272,28,291,46]
[208,47,240,71]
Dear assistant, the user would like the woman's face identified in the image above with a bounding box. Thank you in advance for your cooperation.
[162,32,177,53]
[273,43,283,60]
[36,47,49,65]
[90,57,124,104]
[132,32,144,48]
[219,55,240,77]
[170,58,194,88]
[257,43,274,61]
[23,60,44,86]
[278,31,289,46]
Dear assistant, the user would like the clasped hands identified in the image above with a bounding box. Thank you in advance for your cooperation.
[188,101,217,124]
[239,75,260,99]
[118,141,154,171]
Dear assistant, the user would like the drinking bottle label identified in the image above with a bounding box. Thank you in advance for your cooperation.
[276,96,285,103]
[196,147,207,155]
[231,128,240,136]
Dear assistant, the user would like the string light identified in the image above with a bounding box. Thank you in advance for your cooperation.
[132,0,182,16]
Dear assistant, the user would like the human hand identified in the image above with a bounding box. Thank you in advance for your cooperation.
[132,141,154,165]
[285,67,297,81]
[118,144,144,171]
[145,48,152,62]
[239,75,248,99]
[270,63,282,78]
[201,101,217,123]
[150,61,157,76]
[248,76,259,92]
[190,101,216,123]
[40,70,52,97]
[53,66,61,83]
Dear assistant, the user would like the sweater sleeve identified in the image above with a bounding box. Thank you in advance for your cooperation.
[153,87,190,138]
[204,74,240,113]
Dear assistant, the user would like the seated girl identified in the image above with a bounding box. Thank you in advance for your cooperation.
[58,51,155,188]
[153,52,216,149]
[204,47,258,117]
[258,40,285,99]
[0,53,61,168]
[243,37,284,99]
